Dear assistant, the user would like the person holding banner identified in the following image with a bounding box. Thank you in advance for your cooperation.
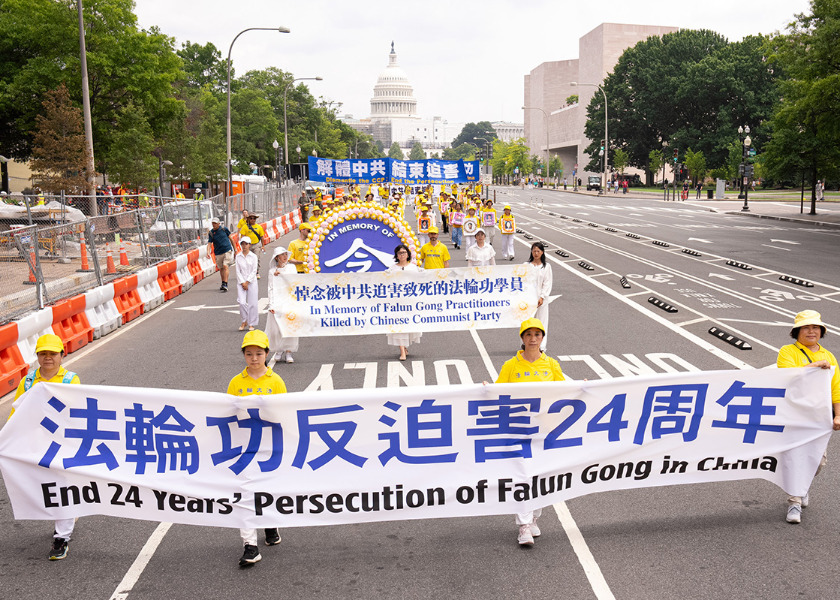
[236,238,259,331]
[776,310,840,524]
[266,247,300,363]
[499,205,516,261]
[528,242,553,352]
[227,330,286,566]
[419,227,450,270]
[495,318,564,546]
[10,334,80,560]
[462,206,480,253]
[387,244,423,361]
[466,228,496,267]
[288,223,311,274]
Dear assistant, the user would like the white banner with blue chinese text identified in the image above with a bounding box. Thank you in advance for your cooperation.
[272,265,539,338]
[0,368,831,528]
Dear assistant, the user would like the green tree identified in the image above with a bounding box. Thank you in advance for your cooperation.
[105,103,158,189]
[408,141,426,160]
[228,89,278,174]
[388,142,404,159]
[684,148,707,183]
[177,40,227,92]
[30,84,92,194]
[613,148,629,175]
[649,148,664,181]
[565,94,579,105]
[549,156,563,179]
[763,0,840,203]
[452,121,497,148]
[489,138,531,180]
[442,144,476,160]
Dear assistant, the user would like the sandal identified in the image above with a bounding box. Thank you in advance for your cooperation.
[239,323,247,331]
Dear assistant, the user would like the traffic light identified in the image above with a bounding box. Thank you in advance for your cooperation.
[673,149,678,162]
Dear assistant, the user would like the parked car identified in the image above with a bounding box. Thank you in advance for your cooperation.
[586,176,602,191]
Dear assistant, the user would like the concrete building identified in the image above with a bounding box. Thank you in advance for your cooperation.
[492,121,524,143]
[523,23,678,183]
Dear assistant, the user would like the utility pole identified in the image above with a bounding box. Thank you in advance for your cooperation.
[77,0,97,215]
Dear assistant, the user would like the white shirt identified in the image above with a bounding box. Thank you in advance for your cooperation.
[235,251,259,284]
[466,244,496,266]
[387,262,421,274]
[530,261,553,300]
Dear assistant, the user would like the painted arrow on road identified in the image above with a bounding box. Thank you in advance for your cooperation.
[687,237,713,244]
[709,273,736,280]
[769,239,800,245]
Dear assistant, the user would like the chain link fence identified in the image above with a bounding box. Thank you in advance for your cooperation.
[0,182,302,323]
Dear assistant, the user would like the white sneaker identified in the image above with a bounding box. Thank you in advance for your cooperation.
[272,352,283,363]
[786,503,802,524]
[802,492,810,508]
[518,524,534,546]
[530,520,541,537]
[285,352,294,363]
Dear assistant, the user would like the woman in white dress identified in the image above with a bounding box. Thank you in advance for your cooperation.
[265,247,300,363]
[527,242,553,352]
[386,244,422,361]
[465,228,496,266]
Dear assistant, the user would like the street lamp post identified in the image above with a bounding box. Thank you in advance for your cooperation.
[159,158,172,199]
[737,125,752,211]
[227,26,290,197]
[521,106,550,187]
[571,82,608,194]
[284,76,323,179]
[272,139,281,183]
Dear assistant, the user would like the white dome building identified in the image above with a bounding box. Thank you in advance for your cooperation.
[370,42,418,118]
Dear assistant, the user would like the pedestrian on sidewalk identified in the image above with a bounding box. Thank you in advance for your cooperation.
[10,334,80,560]
[235,238,259,331]
[695,181,702,199]
[208,217,233,292]
[226,330,286,566]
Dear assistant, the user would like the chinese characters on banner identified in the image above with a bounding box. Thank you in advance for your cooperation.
[270,265,539,338]
[0,368,831,529]
[308,157,480,185]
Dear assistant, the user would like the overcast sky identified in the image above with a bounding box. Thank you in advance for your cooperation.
[134,0,811,125]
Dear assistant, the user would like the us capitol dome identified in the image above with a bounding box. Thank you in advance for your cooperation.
[370,42,418,118]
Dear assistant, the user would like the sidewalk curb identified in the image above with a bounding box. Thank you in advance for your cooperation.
[722,210,840,229]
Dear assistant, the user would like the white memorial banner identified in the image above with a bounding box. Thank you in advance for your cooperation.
[0,368,831,529]
[271,265,538,337]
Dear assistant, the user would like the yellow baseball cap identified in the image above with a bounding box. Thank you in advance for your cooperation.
[35,334,64,353]
[504,205,511,210]
[428,226,439,233]
[241,329,270,349]
[519,318,546,337]
[300,223,312,230]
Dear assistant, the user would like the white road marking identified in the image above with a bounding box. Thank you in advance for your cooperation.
[676,317,709,326]
[109,523,172,600]
[761,244,791,251]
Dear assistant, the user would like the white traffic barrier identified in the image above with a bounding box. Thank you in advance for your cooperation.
[136,266,164,313]
[197,246,217,279]
[83,283,122,339]
[15,307,56,366]
[174,252,194,293]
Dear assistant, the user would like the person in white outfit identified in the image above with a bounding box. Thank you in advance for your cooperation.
[235,238,259,331]
[386,244,422,361]
[527,242,553,352]
[265,247,300,363]
[465,228,496,266]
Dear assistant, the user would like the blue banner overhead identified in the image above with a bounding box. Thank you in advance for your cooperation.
[308,157,479,185]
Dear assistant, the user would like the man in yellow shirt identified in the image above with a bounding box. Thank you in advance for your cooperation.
[419,227,450,269]
[11,334,80,560]
[288,223,311,273]
[239,214,265,247]
[777,310,840,524]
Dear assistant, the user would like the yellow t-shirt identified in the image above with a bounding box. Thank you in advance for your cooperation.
[239,223,265,245]
[420,242,450,269]
[777,341,840,404]
[227,367,287,396]
[496,351,565,383]
[10,366,81,418]
[288,238,308,273]
[499,214,515,234]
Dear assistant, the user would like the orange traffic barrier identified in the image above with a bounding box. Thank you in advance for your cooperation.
[186,249,204,284]
[119,241,130,266]
[78,235,92,272]
[0,322,28,394]
[50,295,94,354]
[156,260,182,301]
[112,275,144,324]
[106,245,116,274]
[25,251,37,284]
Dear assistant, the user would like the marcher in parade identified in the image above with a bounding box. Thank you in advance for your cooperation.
[235,238,259,331]
[498,205,516,260]
[419,226,450,269]
[494,318,564,547]
[527,242,553,352]
[449,201,464,249]
[208,217,234,292]
[480,199,497,246]
[10,334,80,560]
[226,330,286,566]
[417,205,432,247]
[776,310,840,524]
[466,228,496,267]
[265,247,299,363]
[288,223,311,273]
[462,205,480,253]
[386,244,422,361]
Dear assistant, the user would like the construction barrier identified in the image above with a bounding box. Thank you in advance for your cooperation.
[15,308,55,368]
[136,266,165,313]
[186,249,204,285]
[156,260,182,301]
[174,253,194,294]
[0,323,27,395]
[50,295,94,353]
[84,283,122,339]
[112,275,144,324]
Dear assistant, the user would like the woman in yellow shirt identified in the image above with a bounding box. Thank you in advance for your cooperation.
[776,310,840,524]
[495,318,564,547]
[226,330,287,567]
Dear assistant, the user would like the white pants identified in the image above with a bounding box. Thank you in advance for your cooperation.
[240,528,257,546]
[515,507,542,525]
[463,235,476,253]
[535,302,549,351]
[55,518,75,540]
[501,235,515,259]
[238,283,259,327]
[486,227,496,245]
[418,233,429,247]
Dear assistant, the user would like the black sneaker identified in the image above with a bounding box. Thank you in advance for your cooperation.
[220,283,228,292]
[239,544,261,567]
[264,528,281,546]
[49,538,69,560]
